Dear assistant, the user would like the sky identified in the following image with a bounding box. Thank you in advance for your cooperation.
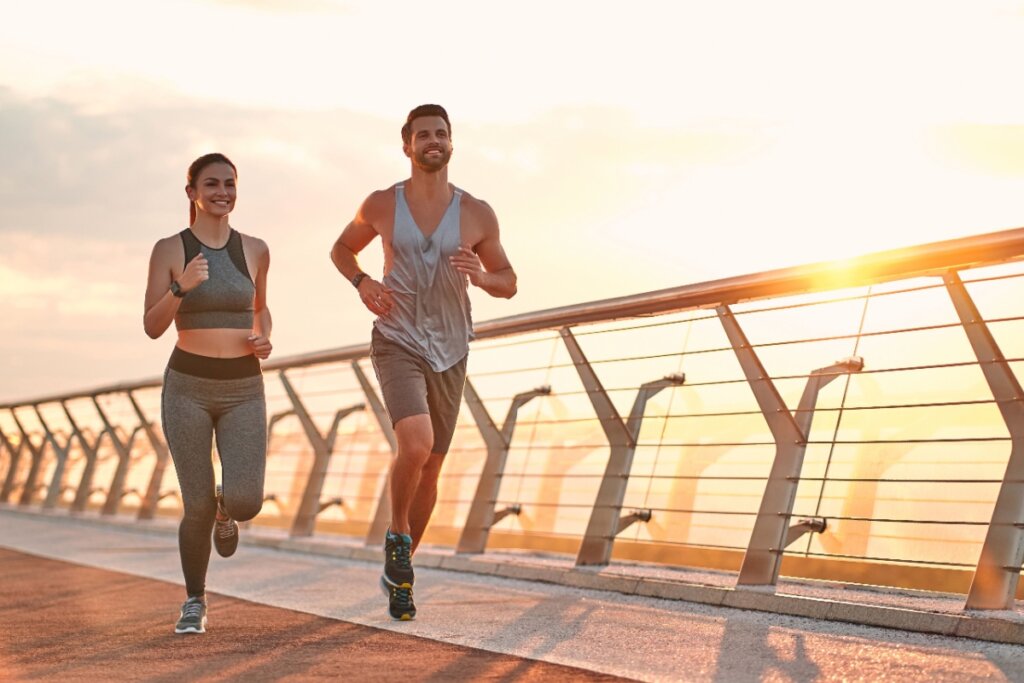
[2,0,1024,402]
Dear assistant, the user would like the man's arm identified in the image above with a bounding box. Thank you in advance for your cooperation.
[330,220,375,283]
[450,199,517,299]
[330,192,395,316]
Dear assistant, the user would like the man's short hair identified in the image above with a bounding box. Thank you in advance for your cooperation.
[402,104,451,144]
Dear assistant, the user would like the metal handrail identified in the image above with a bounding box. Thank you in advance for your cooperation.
[476,225,1024,337]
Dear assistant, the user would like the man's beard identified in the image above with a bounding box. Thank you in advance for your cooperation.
[414,147,452,172]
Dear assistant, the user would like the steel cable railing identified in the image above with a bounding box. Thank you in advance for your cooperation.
[4,226,1024,610]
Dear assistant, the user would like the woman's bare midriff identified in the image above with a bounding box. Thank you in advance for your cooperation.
[176,329,254,358]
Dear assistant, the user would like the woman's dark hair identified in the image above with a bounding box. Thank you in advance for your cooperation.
[187,153,237,224]
[401,104,451,145]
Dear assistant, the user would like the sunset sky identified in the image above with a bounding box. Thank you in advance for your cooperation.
[2,0,1024,402]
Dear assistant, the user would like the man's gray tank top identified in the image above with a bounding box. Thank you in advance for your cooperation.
[374,184,473,372]
[174,228,255,330]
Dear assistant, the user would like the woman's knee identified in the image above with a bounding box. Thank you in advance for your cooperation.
[224,490,263,522]
[182,496,217,526]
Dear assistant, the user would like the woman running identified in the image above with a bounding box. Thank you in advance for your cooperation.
[143,153,272,634]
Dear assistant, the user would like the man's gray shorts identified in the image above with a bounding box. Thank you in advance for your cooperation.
[370,328,468,455]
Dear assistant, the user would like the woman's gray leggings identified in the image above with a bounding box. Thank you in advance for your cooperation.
[161,366,267,597]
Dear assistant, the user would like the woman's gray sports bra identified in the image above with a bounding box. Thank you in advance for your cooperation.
[174,228,255,330]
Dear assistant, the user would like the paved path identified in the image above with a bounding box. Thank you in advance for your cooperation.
[2,509,1023,682]
[0,549,622,682]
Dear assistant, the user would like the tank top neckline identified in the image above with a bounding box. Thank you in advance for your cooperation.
[186,227,236,251]
[397,184,460,242]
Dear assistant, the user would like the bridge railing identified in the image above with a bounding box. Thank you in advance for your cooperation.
[4,226,1024,611]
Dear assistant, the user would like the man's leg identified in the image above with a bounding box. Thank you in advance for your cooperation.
[409,452,445,553]
[389,414,433,536]
[379,414,431,621]
[407,350,468,552]
[407,351,468,553]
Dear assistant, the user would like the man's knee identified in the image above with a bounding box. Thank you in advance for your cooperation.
[396,444,432,469]
[395,414,434,466]
[421,453,445,481]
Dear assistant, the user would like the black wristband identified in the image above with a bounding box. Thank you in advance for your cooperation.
[170,280,186,298]
[351,272,369,289]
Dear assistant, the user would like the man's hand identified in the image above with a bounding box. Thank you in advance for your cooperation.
[449,245,486,287]
[247,334,273,359]
[358,278,395,316]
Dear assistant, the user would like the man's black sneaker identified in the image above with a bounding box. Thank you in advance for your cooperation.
[380,575,416,621]
[174,596,207,634]
[383,529,414,587]
[213,484,239,558]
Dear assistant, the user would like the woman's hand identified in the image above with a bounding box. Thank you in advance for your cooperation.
[247,334,272,359]
[178,253,209,292]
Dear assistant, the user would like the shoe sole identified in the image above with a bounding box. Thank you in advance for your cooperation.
[379,575,415,621]
[174,618,207,634]
[380,573,412,589]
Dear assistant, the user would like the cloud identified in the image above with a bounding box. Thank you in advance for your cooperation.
[0,88,186,237]
[0,87,395,242]
[0,88,761,256]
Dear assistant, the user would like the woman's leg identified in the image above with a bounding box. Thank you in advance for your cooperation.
[214,375,267,523]
[161,370,217,598]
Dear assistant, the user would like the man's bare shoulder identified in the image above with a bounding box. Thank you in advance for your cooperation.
[361,185,399,219]
[458,190,499,229]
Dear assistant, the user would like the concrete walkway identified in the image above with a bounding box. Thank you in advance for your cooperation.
[2,508,1023,682]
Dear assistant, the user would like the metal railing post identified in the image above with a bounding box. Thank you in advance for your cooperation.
[247,408,297,528]
[944,272,1024,609]
[92,396,139,516]
[457,379,550,554]
[64,402,106,513]
[127,391,172,520]
[718,305,857,586]
[0,424,7,484]
[279,370,364,537]
[561,327,659,565]
[352,361,399,547]
[572,357,685,566]
[11,411,47,507]
[35,406,75,510]
[0,423,25,503]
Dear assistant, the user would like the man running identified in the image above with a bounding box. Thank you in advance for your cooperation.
[330,104,517,620]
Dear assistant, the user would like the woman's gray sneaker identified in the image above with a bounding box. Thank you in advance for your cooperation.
[175,596,208,634]
[213,484,239,558]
